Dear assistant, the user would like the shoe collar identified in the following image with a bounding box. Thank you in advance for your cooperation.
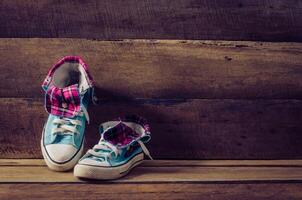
[99,115,151,148]
[42,56,94,118]
[42,56,94,94]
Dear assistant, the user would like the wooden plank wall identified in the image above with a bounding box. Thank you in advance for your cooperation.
[0,0,302,41]
[0,1,301,159]
[1,40,302,99]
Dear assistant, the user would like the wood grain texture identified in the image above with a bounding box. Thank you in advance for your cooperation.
[0,39,302,99]
[1,183,301,200]
[2,159,302,167]
[1,166,302,183]
[1,159,301,199]
[0,98,301,159]
[0,0,302,41]
[1,161,302,183]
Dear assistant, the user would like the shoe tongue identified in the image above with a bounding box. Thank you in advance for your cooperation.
[45,84,81,118]
[103,122,140,147]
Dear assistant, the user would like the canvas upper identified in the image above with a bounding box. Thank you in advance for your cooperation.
[41,56,94,165]
[78,115,152,167]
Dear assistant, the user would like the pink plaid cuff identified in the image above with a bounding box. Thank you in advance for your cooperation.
[42,56,94,118]
[101,115,151,147]
[45,84,81,118]
[42,56,94,91]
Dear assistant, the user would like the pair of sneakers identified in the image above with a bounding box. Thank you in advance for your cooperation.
[41,56,152,180]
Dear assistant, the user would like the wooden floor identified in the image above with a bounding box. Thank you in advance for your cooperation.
[0,159,301,199]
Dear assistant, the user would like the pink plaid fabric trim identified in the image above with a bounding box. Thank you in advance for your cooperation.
[45,84,81,118]
[102,115,151,147]
[42,56,94,118]
[115,115,151,133]
[104,123,140,146]
[42,56,94,90]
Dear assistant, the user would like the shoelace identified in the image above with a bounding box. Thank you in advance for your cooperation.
[87,140,153,161]
[51,106,90,140]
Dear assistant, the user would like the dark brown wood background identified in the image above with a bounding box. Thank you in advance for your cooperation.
[1,0,302,41]
[0,1,301,159]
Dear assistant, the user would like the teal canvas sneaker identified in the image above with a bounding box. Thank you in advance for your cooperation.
[41,56,95,171]
[74,115,153,180]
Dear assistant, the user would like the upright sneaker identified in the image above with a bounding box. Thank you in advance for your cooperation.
[74,115,153,180]
[41,56,94,171]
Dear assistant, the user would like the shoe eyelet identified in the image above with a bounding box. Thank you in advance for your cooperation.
[45,77,51,83]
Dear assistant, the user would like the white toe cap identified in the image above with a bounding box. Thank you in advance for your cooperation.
[45,144,78,163]
[79,158,110,167]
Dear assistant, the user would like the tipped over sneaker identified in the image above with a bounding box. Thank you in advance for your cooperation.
[41,56,95,171]
[74,115,153,180]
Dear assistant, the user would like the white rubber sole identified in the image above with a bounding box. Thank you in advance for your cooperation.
[41,127,84,172]
[74,153,144,180]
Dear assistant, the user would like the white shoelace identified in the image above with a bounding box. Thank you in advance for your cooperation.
[51,106,90,138]
[88,140,153,161]
[88,141,119,161]
[137,140,153,160]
